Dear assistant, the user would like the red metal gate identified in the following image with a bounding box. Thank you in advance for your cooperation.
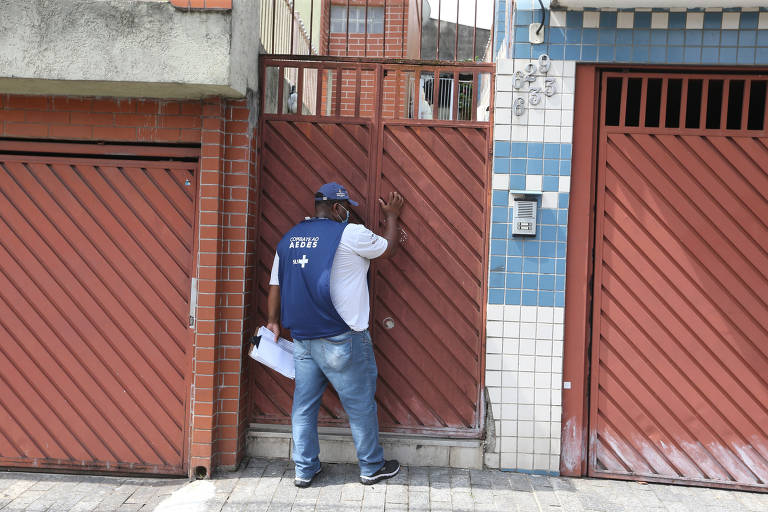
[252,57,493,435]
[589,71,768,490]
[0,143,197,474]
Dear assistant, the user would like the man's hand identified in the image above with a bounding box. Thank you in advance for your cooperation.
[378,191,404,220]
[376,191,405,259]
[266,322,280,339]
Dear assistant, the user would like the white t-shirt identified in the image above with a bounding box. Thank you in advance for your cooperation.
[270,223,388,331]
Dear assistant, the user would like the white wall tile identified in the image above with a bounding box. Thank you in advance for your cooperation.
[535,371,552,388]
[503,321,520,338]
[561,93,574,110]
[527,125,544,142]
[651,12,668,29]
[497,58,514,74]
[518,372,535,387]
[517,420,533,437]
[559,176,571,192]
[496,91,512,107]
[486,370,501,387]
[534,454,550,471]
[517,453,534,470]
[487,320,503,337]
[552,340,564,358]
[487,387,501,404]
[534,421,550,438]
[617,12,634,28]
[510,124,527,141]
[528,108,545,126]
[534,404,551,421]
[535,356,551,373]
[553,307,564,324]
[501,420,517,437]
[535,387,551,404]
[550,10,567,28]
[521,306,537,322]
[535,340,552,357]
[504,305,521,321]
[520,322,537,339]
[492,173,510,190]
[686,12,704,29]
[583,11,599,28]
[519,388,534,404]
[561,108,573,127]
[525,174,542,191]
[541,191,558,209]
[519,339,536,355]
[534,438,550,454]
[544,126,560,142]
[537,306,554,323]
[544,109,562,126]
[519,355,535,372]
[502,354,518,371]
[497,75,514,91]
[495,124,511,141]
[486,354,502,370]
[502,370,518,387]
[491,402,501,418]
[536,323,553,339]
[560,126,573,144]
[503,338,519,355]
[496,108,511,125]
[553,324,564,341]
[501,404,517,419]
[487,304,503,320]
[722,12,740,30]
[518,437,534,453]
[760,12,768,29]
[487,337,503,354]
[499,452,516,468]
[501,387,518,404]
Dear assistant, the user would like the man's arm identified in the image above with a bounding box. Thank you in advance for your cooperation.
[376,191,404,259]
[266,284,281,338]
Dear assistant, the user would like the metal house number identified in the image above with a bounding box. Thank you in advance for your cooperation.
[513,54,558,116]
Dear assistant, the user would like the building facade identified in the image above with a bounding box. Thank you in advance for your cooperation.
[486,0,768,491]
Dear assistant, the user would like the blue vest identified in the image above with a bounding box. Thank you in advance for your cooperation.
[277,218,349,340]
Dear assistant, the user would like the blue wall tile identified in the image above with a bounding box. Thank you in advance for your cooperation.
[669,12,686,29]
[740,30,757,46]
[721,30,738,46]
[738,47,755,64]
[600,11,616,28]
[741,12,759,29]
[703,12,722,29]
[634,12,651,28]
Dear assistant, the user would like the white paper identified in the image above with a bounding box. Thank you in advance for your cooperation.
[250,326,295,379]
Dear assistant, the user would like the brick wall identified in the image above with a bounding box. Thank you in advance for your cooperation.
[170,0,232,10]
[0,93,258,477]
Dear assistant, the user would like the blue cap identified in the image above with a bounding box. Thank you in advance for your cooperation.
[315,182,359,206]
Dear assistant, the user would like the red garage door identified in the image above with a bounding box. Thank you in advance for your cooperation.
[589,72,768,490]
[0,143,197,474]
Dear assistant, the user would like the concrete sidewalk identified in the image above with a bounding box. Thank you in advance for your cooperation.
[1,457,766,511]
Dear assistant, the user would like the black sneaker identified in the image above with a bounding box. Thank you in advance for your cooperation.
[360,460,400,485]
[294,466,322,488]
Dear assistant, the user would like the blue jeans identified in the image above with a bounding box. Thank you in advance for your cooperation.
[291,329,385,479]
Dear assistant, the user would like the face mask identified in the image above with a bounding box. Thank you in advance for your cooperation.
[336,204,350,224]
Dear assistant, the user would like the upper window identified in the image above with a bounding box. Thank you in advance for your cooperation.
[330,6,384,34]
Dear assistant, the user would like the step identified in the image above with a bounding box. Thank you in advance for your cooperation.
[247,424,484,469]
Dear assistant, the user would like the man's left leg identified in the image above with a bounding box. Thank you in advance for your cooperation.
[319,330,398,482]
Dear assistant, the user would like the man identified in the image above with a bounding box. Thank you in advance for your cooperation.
[265,182,404,488]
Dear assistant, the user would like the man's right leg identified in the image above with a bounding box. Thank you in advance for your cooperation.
[292,338,328,482]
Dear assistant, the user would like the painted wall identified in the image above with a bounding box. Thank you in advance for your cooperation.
[486,1,768,474]
[0,0,258,99]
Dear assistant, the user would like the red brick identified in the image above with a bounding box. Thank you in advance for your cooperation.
[136,100,159,114]
[8,95,48,110]
[50,124,93,139]
[5,123,48,137]
[196,346,215,362]
[115,113,156,127]
[196,374,214,388]
[180,128,202,143]
[225,120,248,133]
[51,97,92,111]
[195,402,214,417]
[93,98,135,113]
[71,111,114,125]
[93,126,137,141]
[0,110,25,122]
[160,115,200,129]
[181,102,204,116]
[192,428,213,444]
[196,360,214,375]
[195,387,215,403]
[196,320,216,335]
[21,110,67,124]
